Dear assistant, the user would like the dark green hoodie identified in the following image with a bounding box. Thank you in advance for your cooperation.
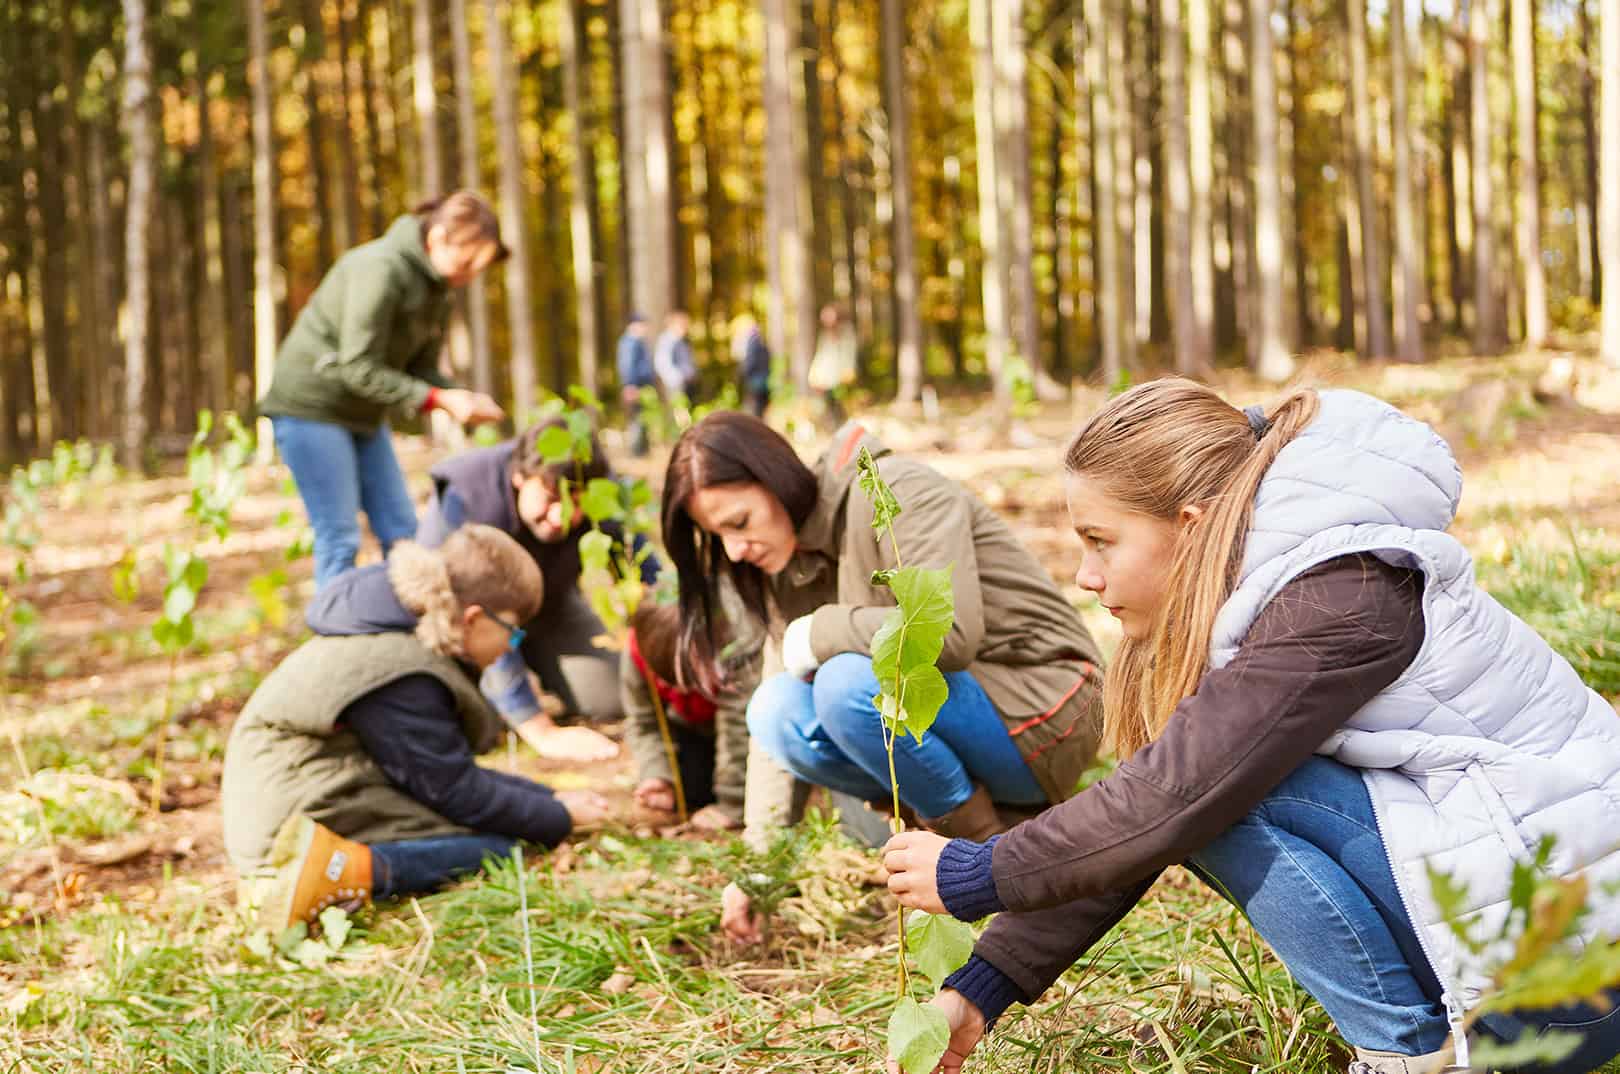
[258,215,454,433]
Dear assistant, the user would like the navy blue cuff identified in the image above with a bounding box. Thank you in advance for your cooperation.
[937,835,1005,921]
[943,954,1027,1030]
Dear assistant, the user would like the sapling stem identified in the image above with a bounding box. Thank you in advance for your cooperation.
[637,658,689,822]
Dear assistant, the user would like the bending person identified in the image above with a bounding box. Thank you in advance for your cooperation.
[660,413,1104,942]
[223,525,608,931]
[882,381,1620,1074]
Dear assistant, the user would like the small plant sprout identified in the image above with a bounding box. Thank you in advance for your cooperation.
[854,446,976,1074]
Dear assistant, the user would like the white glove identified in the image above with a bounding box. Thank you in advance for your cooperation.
[781,614,821,679]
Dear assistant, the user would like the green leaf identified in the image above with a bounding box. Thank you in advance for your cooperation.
[579,528,614,575]
[319,906,353,950]
[292,937,332,968]
[887,997,951,1074]
[274,921,308,956]
[566,411,595,461]
[182,555,208,594]
[580,479,624,526]
[558,477,575,531]
[870,567,955,686]
[876,663,950,741]
[567,385,605,413]
[162,583,197,624]
[907,912,976,988]
[1467,1030,1584,1069]
[1426,864,1486,954]
[111,550,140,603]
[856,446,902,536]
[871,567,897,586]
[242,930,273,961]
[534,425,573,465]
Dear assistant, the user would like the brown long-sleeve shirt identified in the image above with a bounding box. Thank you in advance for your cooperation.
[947,553,1426,1018]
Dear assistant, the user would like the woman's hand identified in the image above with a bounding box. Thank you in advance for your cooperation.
[517,716,620,763]
[633,778,677,813]
[882,830,951,914]
[435,387,506,427]
[554,789,612,830]
[885,991,986,1074]
[720,882,765,944]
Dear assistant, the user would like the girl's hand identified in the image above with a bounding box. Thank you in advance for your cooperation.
[881,830,951,914]
[554,789,612,830]
[436,387,506,427]
[720,882,765,944]
[885,991,986,1074]
[517,716,620,763]
[634,778,677,813]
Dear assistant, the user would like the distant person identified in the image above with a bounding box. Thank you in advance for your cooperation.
[653,310,699,404]
[807,304,856,429]
[616,312,655,457]
[732,314,771,418]
[259,190,508,589]
[223,525,610,931]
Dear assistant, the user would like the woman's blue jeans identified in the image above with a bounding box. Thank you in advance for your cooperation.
[1191,756,1620,1072]
[371,833,515,899]
[271,415,419,589]
[745,652,1047,818]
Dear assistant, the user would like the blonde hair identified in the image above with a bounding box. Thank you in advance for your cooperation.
[387,524,542,657]
[1064,378,1319,758]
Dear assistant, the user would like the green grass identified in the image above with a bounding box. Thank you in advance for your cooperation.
[1476,529,1620,696]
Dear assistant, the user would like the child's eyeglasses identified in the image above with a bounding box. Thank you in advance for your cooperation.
[485,610,527,651]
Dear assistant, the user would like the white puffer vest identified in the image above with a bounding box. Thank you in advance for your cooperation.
[1208,390,1620,1055]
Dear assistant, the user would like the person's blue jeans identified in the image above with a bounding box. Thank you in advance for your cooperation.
[1190,756,1620,1072]
[371,833,516,899]
[745,652,1047,818]
[271,415,419,590]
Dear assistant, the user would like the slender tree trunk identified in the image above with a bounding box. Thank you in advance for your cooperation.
[334,0,362,249]
[995,0,1042,380]
[762,0,813,387]
[1085,0,1124,382]
[448,0,493,393]
[413,0,442,197]
[1283,0,1313,346]
[1109,0,1137,369]
[1578,0,1601,304]
[1510,0,1545,347]
[299,0,338,270]
[484,0,538,412]
[1347,0,1391,357]
[221,175,254,409]
[87,124,120,432]
[1391,0,1425,361]
[34,46,71,443]
[249,0,280,450]
[1469,0,1501,351]
[882,0,924,403]
[360,0,389,236]
[1132,0,1156,348]
[1220,0,1253,362]
[620,0,676,326]
[1248,0,1291,381]
[970,0,1012,401]
[196,66,230,419]
[1601,0,1620,366]
[61,33,100,439]
[1189,0,1216,368]
[123,0,154,468]
[1163,0,1196,375]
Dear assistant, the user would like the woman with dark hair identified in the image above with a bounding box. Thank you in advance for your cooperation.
[661,411,1105,942]
[259,190,510,588]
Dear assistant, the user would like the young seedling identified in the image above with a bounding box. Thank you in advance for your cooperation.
[854,446,976,1074]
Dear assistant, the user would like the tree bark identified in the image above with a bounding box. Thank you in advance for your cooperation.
[1347,0,1390,358]
[620,0,676,326]
[195,66,231,419]
[882,0,924,403]
[560,1,599,399]
[1578,0,1601,303]
[970,0,1012,401]
[447,0,493,393]
[123,0,154,469]
[1084,0,1124,382]
[88,123,121,432]
[762,0,814,387]
[995,0,1042,379]
[484,0,538,412]
[359,0,390,236]
[1510,0,1545,347]
[413,0,443,197]
[300,0,338,270]
[1189,0,1217,368]
[1163,0,1196,375]
[1468,0,1502,352]
[249,0,280,450]
[1391,0,1425,362]
[33,26,72,443]
[1601,0,1620,366]
[1247,0,1291,381]
[1108,0,1137,370]
[333,0,363,249]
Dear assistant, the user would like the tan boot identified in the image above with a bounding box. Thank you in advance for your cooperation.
[921,785,1007,842]
[1349,1047,1473,1074]
[259,814,373,932]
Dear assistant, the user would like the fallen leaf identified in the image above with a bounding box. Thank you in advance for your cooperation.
[601,969,635,995]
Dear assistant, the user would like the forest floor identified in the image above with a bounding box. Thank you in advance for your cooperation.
[4,349,1620,1073]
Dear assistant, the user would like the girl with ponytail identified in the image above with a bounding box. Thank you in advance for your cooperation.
[883,380,1620,1074]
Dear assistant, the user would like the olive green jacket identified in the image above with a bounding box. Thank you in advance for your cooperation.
[221,631,503,874]
[745,425,1105,840]
[257,215,454,433]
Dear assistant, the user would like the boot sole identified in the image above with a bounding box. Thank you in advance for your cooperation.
[259,814,317,933]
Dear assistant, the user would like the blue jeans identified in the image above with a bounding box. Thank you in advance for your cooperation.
[271,415,419,589]
[371,833,515,899]
[746,652,1047,818]
[1191,757,1620,1072]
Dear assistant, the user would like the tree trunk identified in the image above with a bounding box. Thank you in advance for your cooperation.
[413,0,443,198]
[1084,0,1124,382]
[196,67,231,419]
[334,0,363,249]
[970,0,1012,401]
[123,0,154,469]
[1220,0,1253,362]
[995,1,1042,380]
[1346,0,1390,358]
[558,0,597,400]
[299,0,338,270]
[1511,0,1545,347]
[1133,0,1157,349]
[1601,0,1620,366]
[620,0,676,327]
[1163,0,1196,375]
[1578,0,1601,304]
[448,0,493,394]
[1189,0,1217,369]
[249,0,280,448]
[1469,0,1501,352]
[762,0,814,387]
[88,123,121,432]
[882,0,924,403]
[359,0,390,236]
[1442,24,1467,333]
[33,41,71,443]
[1247,0,1291,381]
[1109,0,1137,370]
[484,0,538,412]
[1391,0,1425,362]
